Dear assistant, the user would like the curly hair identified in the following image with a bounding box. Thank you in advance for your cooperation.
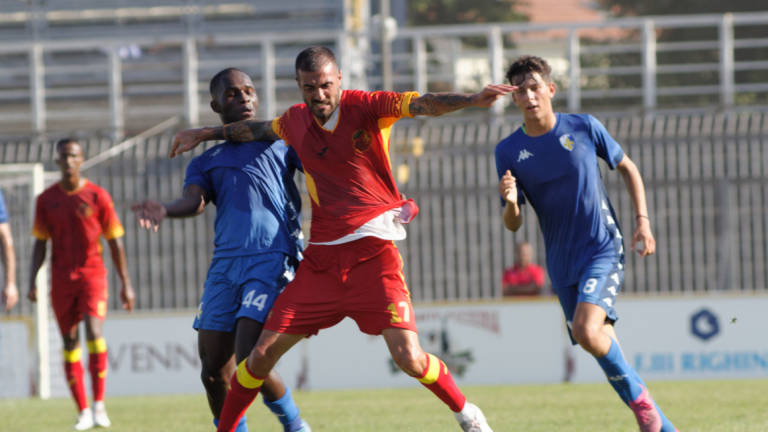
[505,55,552,85]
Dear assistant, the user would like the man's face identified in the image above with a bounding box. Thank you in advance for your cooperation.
[211,71,258,124]
[296,61,342,124]
[56,142,83,178]
[510,72,555,121]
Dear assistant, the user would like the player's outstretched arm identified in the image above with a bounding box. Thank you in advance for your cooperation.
[499,170,523,231]
[132,185,207,232]
[27,239,46,303]
[616,155,655,256]
[169,120,278,158]
[0,222,17,311]
[409,84,515,116]
[107,238,135,312]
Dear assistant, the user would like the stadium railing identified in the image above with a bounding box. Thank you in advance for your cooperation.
[1,9,768,137]
[2,110,767,316]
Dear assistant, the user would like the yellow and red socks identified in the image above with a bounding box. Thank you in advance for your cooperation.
[63,347,88,411]
[217,359,264,432]
[87,338,108,402]
[417,353,466,412]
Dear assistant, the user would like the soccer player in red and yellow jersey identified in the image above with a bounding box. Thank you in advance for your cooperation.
[171,46,513,432]
[28,138,135,431]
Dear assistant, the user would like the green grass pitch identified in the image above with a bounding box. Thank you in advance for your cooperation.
[1,379,766,431]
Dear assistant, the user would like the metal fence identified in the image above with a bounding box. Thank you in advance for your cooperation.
[1,9,768,137]
[2,109,767,316]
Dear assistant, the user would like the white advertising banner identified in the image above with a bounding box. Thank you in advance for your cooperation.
[4,294,767,397]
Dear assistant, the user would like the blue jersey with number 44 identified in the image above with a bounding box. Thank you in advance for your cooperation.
[495,113,625,288]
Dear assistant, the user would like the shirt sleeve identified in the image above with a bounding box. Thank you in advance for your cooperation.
[368,91,419,119]
[98,189,124,240]
[0,191,8,223]
[183,155,211,193]
[589,115,624,169]
[32,194,49,240]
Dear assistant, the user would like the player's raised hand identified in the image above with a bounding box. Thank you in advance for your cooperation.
[472,84,517,107]
[131,200,167,232]
[170,128,208,158]
[499,170,518,204]
[2,282,18,311]
[633,217,656,257]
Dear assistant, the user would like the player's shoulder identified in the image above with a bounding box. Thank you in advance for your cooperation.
[496,126,527,150]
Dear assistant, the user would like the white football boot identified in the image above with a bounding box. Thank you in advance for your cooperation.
[454,401,492,432]
[73,407,94,430]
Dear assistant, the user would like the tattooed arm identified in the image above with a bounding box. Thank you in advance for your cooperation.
[408,84,515,116]
[169,119,279,158]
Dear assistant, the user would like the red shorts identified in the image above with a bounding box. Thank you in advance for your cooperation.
[265,236,418,336]
[51,273,108,333]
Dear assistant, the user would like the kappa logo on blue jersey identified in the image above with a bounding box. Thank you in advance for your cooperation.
[517,149,534,162]
[559,134,575,151]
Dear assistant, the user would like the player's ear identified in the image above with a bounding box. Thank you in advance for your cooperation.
[210,99,221,114]
[548,81,556,97]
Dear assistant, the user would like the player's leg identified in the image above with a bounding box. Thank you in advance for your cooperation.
[217,329,305,432]
[233,254,309,432]
[345,238,491,431]
[52,284,92,430]
[381,328,491,432]
[570,266,676,432]
[198,329,240,429]
[82,275,111,428]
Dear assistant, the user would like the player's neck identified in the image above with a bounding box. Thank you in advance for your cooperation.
[59,176,84,192]
[522,112,556,137]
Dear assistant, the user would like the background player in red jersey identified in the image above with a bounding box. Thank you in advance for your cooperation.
[170,46,513,432]
[28,138,135,431]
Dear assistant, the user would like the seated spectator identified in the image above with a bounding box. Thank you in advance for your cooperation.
[502,241,545,296]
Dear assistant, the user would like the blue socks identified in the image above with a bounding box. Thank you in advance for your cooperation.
[213,415,248,432]
[263,387,304,432]
[597,339,676,431]
[596,339,644,405]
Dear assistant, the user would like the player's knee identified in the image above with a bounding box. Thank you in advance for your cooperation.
[391,349,424,377]
[571,323,602,353]
[200,363,229,388]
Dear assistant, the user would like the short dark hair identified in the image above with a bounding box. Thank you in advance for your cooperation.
[505,55,552,85]
[295,46,337,75]
[55,138,78,152]
[209,67,248,97]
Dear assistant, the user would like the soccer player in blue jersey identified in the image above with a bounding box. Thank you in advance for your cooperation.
[495,55,677,432]
[132,68,310,432]
[0,190,18,312]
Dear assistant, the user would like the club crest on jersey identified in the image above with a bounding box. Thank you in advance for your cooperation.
[352,129,372,153]
[559,134,575,151]
[77,202,93,218]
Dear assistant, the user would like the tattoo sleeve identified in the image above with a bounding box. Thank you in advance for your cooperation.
[222,119,278,143]
[409,93,475,116]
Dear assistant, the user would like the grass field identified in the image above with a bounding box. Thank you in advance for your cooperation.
[2,379,767,431]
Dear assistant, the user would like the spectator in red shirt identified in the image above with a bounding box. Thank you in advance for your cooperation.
[502,241,545,296]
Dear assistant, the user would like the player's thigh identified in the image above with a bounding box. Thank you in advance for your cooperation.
[234,318,265,363]
[235,253,297,323]
[194,258,241,332]
[51,281,85,337]
[198,329,236,372]
[576,258,623,323]
[345,242,417,335]
[81,274,108,321]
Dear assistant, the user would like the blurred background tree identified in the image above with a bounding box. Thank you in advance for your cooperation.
[406,0,527,26]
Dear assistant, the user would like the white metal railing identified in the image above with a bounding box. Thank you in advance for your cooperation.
[1,11,767,137]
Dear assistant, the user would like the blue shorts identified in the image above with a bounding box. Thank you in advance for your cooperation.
[554,257,623,344]
[193,253,298,332]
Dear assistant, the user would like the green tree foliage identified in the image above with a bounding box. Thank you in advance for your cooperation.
[407,0,526,26]
[595,0,767,17]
